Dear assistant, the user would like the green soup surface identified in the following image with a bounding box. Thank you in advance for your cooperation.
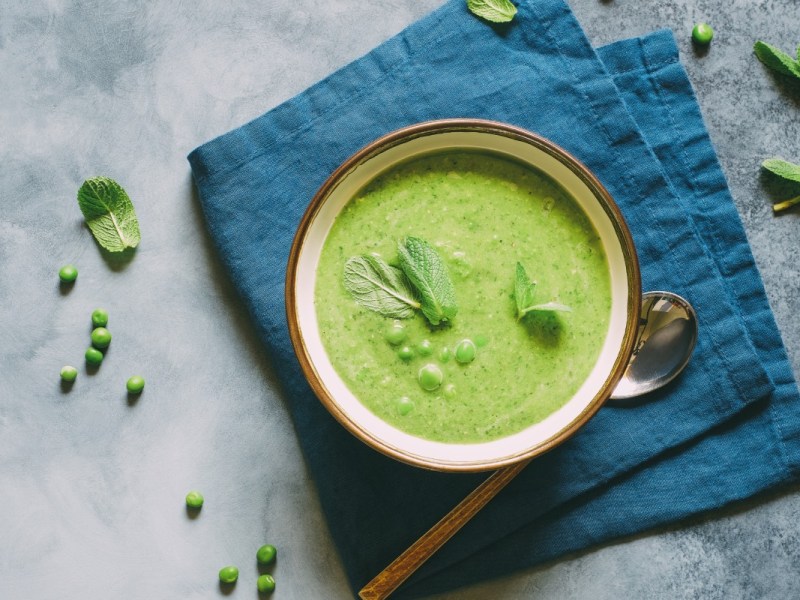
[315,151,611,443]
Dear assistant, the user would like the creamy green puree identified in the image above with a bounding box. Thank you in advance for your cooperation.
[315,151,610,443]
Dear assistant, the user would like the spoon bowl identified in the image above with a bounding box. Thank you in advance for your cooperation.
[610,291,698,400]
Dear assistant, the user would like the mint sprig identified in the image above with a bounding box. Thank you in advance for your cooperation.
[467,0,517,24]
[77,177,141,252]
[754,41,800,80]
[397,237,458,325]
[342,237,457,326]
[513,262,571,320]
[343,255,420,318]
[763,158,800,213]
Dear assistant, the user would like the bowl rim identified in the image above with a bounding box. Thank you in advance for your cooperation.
[285,118,642,472]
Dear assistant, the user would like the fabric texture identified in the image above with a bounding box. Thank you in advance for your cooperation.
[188,1,800,597]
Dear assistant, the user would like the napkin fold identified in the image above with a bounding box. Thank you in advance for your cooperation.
[188,1,800,597]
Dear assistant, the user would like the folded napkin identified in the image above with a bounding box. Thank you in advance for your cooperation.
[188,1,800,597]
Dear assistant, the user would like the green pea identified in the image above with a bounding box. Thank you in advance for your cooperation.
[185,490,204,509]
[58,264,78,283]
[396,396,414,416]
[417,339,433,356]
[85,347,104,365]
[126,375,145,394]
[384,321,407,345]
[91,308,109,327]
[418,364,443,391]
[257,574,276,593]
[439,347,452,363]
[455,339,477,364]
[91,327,112,349]
[397,346,414,361]
[692,23,713,45]
[443,383,457,398]
[256,544,277,564]
[60,365,78,382]
[218,566,238,584]
[474,334,489,348]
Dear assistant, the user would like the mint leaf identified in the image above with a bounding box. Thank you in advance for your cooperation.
[467,0,517,23]
[513,262,571,320]
[514,261,536,320]
[397,237,457,325]
[763,158,800,184]
[754,41,800,80]
[77,177,141,252]
[343,255,420,319]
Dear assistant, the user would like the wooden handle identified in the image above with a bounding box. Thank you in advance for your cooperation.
[358,460,530,600]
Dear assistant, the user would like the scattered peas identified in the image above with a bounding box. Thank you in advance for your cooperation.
[384,321,407,345]
[692,23,714,45]
[218,566,239,584]
[85,347,104,365]
[91,308,109,327]
[418,364,444,391]
[396,396,414,415]
[185,490,204,509]
[256,544,277,564]
[417,339,433,356]
[91,327,112,349]
[257,574,276,594]
[60,365,78,382]
[397,346,414,361]
[443,383,457,398]
[58,264,78,283]
[126,375,145,394]
[438,347,452,363]
[455,339,477,364]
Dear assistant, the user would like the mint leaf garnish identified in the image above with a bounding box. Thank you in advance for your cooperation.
[343,255,420,319]
[467,0,517,23]
[514,261,536,319]
[763,158,800,184]
[397,237,457,325]
[754,41,800,80]
[77,177,141,252]
[513,262,571,320]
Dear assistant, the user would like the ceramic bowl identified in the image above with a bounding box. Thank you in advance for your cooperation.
[286,119,641,472]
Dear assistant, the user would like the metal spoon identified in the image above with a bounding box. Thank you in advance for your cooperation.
[359,291,699,600]
[610,291,698,400]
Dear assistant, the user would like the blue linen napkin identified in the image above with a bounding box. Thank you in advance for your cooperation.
[188,1,800,597]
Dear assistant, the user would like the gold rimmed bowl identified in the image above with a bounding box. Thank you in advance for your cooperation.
[286,119,641,472]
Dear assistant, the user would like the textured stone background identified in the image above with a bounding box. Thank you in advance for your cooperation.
[1,1,799,598]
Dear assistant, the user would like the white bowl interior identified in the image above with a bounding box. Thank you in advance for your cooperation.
[294,131,630,468]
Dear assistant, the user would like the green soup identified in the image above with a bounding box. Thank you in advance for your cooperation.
[315,151,611,443]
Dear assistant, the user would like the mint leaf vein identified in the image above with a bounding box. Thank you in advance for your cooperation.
[514,262,571,320]
[763,157,800,184]
[754,41,800,80]
[397,237,458,325]
[467,0,517,24]
[343,255,420,319]
[77,177,141,252]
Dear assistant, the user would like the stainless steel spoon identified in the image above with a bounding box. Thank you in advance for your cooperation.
[610,291,698,400]
[359,291,699,600]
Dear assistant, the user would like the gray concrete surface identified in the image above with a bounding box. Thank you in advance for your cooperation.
[1,1,799,598]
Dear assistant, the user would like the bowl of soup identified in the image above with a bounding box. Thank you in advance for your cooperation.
[286,119,641,472]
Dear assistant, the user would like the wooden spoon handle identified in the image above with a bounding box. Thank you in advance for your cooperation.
[358,460,530,600]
